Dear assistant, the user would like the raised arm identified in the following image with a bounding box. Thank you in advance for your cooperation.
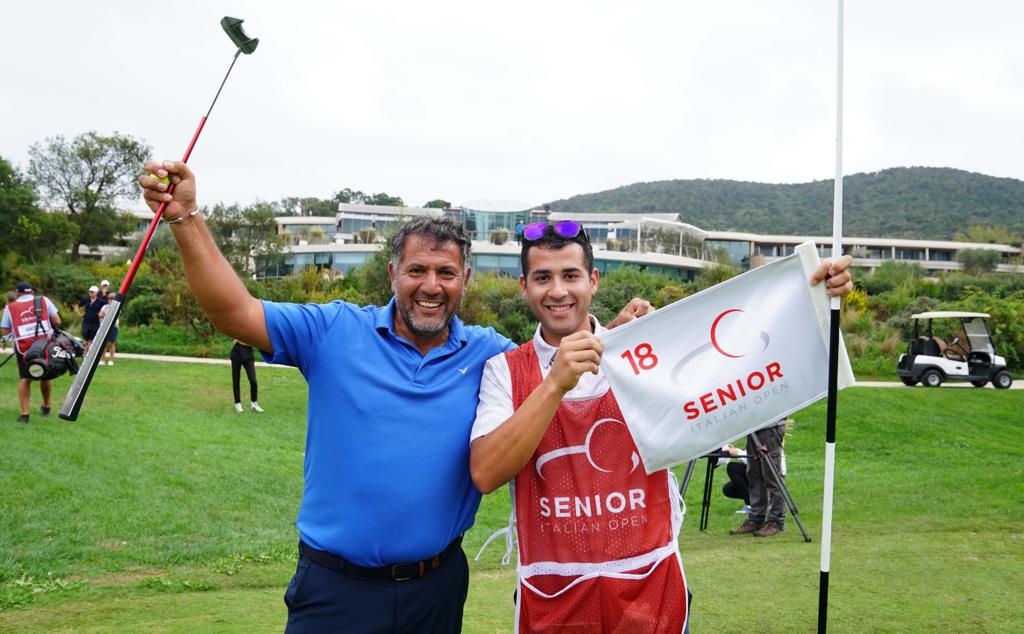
[470,330,602,494]
[140,160,270,351]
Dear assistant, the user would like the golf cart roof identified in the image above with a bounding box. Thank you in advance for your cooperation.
[910,311,990,320]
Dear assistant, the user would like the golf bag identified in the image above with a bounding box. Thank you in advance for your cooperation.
[22,329,84,381]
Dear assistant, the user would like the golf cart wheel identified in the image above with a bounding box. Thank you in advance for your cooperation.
[993,371,1013,390]
[922,369,942,388]
[900,377,918,387]
[971,380,988,388]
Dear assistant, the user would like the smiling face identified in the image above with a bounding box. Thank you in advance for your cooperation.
[521,242,599,346]
[389,234,471,353]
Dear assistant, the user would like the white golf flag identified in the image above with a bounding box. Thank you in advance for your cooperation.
[601,242,855,473]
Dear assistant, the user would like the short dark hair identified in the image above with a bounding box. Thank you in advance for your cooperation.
[390,216,472,271]
[520,226,594,276]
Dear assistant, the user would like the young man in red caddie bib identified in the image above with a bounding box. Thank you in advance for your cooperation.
[470,221,688,633]
[1,281,62,424]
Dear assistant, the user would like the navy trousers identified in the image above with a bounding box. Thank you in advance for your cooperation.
[283,547,469,633]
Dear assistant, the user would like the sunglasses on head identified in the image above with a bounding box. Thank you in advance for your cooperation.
[522,221,586,242]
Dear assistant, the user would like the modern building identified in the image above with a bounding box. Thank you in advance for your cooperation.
[705,230,1023,274]
[259,203,1022,280]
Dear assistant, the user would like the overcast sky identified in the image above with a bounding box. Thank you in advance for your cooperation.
[2,1,1021,211]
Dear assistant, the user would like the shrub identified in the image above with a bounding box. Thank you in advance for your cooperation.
[879,327,902,357]
[882,296,942,338]
[489,229,509,245]
[121,294,163,326]
[843,287,869,314]
[591,267,679,324]
[694,263,740,291]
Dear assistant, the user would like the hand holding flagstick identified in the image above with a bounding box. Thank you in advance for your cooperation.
[809,255,854,297]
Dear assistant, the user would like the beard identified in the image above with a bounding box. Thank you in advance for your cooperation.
[396,296,462,339]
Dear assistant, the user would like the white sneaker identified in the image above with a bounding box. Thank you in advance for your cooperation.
[251,402,264,413]
[107,361,114,366]
[234,403,243,413]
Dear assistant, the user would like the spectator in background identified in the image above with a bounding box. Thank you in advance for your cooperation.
[730,419,790,538]
[100,279,111,297]
[0,281,62,424]
[98,292,120,366]
[718,443,751,515]
[76,285,106,353]
[230,339,263,413]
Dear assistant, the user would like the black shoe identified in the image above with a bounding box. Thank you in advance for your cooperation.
[41,406,51,417]
[17,414,29,424]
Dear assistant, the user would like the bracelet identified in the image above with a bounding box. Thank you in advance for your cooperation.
[166,209,200,225]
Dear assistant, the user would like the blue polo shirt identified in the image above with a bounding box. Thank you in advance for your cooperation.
[262,298,515,567]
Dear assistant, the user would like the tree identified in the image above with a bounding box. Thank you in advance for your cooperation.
[333,188,405,207]
[0,155,77,262]
[954,225,1022,246]
[276,196,337,216]
[206,202,286,277]
[333,188,367,204]
[28,131,151,259]
[423,199,451,209]
[956,248,1001,274]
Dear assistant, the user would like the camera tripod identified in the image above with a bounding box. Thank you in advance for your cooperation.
[679,428,812,542]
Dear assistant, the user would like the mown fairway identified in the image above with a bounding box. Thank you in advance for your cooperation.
[1,359,1022,632]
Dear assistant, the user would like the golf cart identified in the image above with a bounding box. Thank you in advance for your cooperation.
[896,311,1013,389]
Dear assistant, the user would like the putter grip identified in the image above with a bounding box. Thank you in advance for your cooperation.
[59,299,122,421]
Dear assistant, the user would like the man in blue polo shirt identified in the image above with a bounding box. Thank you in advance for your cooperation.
[139,160,651,632]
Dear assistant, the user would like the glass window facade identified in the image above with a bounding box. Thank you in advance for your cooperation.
[705,239,751,267]
[337,214,402,237]
[472,254,521,276]
[895,248,924,260]
[280,223,337,245]
[255,251,375,278]
[593,260,694,281]
[462,209,530,241]
[753,244,796,257]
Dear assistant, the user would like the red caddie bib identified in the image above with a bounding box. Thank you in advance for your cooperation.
[9,297,53,355]
[507,341,688,633]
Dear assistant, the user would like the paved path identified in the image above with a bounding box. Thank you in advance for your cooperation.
[108,352,293,369]
[854,379,1021,390]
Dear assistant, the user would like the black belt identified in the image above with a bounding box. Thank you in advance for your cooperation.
[299,536,463,581]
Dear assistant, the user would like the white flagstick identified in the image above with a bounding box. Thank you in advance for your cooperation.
[819,1,844,632]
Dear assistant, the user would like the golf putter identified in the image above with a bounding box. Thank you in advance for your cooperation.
[60,17,259,421]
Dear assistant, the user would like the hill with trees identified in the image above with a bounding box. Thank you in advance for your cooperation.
[548,167,1024,241]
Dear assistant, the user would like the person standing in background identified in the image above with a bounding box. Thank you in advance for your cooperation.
[230,339,263,413]
[98,292,120,366]
[76,285,106,354]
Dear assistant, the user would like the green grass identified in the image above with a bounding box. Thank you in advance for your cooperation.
[1,361,1022,632]
[112,323,235,359]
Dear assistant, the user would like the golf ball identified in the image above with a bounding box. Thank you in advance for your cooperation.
[148,173,171,185]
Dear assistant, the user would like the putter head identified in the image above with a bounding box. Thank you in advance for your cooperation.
[221,16,259,54]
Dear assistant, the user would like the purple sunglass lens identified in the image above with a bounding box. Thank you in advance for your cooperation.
[523,223,549,240]
[552,221,582,239]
